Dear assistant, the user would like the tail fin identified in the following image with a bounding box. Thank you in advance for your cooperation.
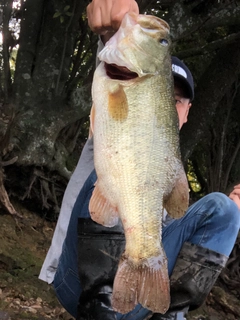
[112,253,170,314]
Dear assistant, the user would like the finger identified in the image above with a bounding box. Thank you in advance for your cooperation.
[229,193,240,201]
[230,189,240,197]
[130,0,140,14]
[87,0,113,34]
[229,194,239,202]
[99,0,115,31]
[87,5,100,32]
[229,194,240,210]
[87,0,139,34]
[111,0,139,30]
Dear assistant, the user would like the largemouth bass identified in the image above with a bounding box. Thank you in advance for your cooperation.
[89,13,189,314]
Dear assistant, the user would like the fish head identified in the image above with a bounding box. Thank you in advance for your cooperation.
[98,13,171,78]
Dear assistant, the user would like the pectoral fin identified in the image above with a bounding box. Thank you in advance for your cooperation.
[89,180,119,227]
[164,164,189,218]
[108,85,128,121]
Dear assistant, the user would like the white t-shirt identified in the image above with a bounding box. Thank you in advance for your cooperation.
[39,39,105,284]
[39,138,94,283]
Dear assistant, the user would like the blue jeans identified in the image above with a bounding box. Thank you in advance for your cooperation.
[53,170,240,319]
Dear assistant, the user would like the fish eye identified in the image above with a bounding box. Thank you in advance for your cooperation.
[159,38,168,46]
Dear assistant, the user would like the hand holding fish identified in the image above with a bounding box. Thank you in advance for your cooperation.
[87,0,139,38]
[229,184,240,209]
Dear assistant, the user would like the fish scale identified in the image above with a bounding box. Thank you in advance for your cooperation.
[89,12,189,314]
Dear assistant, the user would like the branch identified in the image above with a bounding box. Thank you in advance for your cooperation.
[66,31,97,93]
[0,168,19,216]
[180,41,240,161]
[167,1,240,40]
[177,32,240,59]
[221,82,240,192]
[66,28,88,89]
[137,0,176,12]
[1,156,18,166]
[55,0,77,96]
[13,0,45,97]
[2,0,14,102]
[67,50,96,91]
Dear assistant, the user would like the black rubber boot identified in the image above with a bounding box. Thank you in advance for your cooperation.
[170,242,228,311]
[76,218,125,320]
[150,242,228,319]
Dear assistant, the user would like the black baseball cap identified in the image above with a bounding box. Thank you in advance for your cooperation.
[171,56,194,100]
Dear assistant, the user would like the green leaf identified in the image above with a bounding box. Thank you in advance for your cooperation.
[60,16,64,23]
[64,5,70,12]
[53,12,61,18]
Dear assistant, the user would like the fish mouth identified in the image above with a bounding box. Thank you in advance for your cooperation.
[105,63,138,80]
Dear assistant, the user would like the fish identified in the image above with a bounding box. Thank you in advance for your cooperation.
[89,12,189,314]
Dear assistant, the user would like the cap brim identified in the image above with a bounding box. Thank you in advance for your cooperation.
[173,72,194,100]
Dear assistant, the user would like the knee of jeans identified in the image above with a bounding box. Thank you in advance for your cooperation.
[206,192,240,226]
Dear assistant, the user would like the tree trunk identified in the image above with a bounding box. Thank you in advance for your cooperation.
[180,41,240,161]
[10,0,93,174]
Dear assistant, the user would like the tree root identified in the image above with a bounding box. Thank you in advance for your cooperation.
[20,167,63,217]
[0,166,23,219]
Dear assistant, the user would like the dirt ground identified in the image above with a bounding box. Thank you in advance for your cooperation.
[0,201,239,320]
[0,202,73,320]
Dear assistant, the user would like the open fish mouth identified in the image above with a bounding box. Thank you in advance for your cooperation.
[105,63,138,80]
